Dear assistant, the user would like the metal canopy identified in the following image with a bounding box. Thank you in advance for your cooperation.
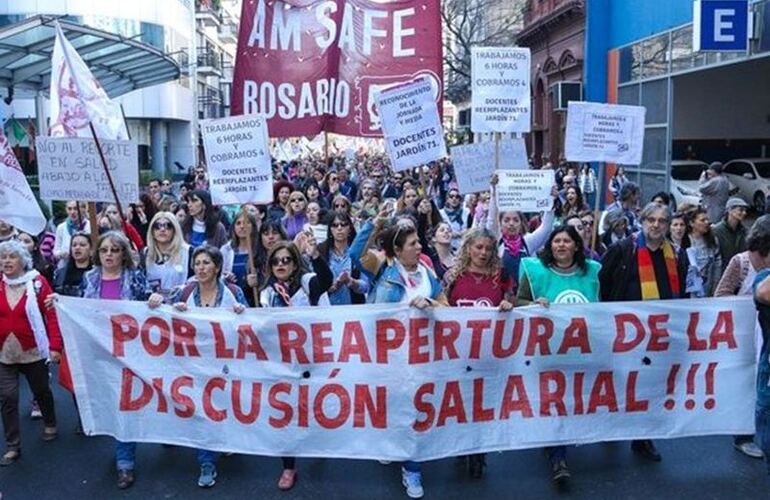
[0,15,180,98]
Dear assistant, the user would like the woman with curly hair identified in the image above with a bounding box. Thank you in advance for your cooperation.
[683,206,722,297]
[443,227,515,478]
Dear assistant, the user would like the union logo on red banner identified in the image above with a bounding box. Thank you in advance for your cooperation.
[232,0,443,138]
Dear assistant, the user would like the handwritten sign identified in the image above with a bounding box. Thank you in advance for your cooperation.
[471,47,531,133]
[565,102,646,164]
[496,169,554,212]
[36,137,138,204]
[376,78,446,172]
[452,139,528,195]
[201,115,272,205]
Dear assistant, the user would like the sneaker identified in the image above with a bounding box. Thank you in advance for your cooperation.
[734,441,765,459]
[116,469,135,489]
[401,467,424,499]
[30,401,42,420]
[277,469,297,490]
[197,463,217,488]
[551,459,571,484]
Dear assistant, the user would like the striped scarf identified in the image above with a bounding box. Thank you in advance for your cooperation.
[636,233,680,299]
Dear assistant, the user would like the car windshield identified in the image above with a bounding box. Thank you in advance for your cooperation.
[755,161,770,179]
[671,164,704,181]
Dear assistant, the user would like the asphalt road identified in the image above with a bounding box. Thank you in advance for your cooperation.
[0,370,768,500]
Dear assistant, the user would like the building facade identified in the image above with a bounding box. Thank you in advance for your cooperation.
[517,0,585,167]
[584,0,770,205]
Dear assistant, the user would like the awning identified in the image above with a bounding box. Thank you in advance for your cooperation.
[0,15,181,98]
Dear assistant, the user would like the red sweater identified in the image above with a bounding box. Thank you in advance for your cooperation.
[0,276,63,353]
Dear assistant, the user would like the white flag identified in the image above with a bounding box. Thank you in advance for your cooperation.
[0,130,46,234]
[49,23,128,140]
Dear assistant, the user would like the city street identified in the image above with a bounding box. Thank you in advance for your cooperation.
[0,373,767,500]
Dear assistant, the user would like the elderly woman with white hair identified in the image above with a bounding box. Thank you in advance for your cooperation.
[0,239,62,466]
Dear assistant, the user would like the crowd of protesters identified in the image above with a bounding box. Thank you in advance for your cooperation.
[2,151,770,499]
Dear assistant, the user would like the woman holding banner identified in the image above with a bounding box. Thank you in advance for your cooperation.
[245,221,288,295]
[444,227,515,478]
[351,209,446,499]
[487,174,556,293]
[146,245,247,489]
[138,212,193,302]
[517,225,601,485]
[79,231,150,489]
[258,238,332,490]
[0,240,62,466]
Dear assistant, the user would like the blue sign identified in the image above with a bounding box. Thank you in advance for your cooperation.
[693,0,749,51]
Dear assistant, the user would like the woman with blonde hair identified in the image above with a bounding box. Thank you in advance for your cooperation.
[282,191,309,240]
[139,212,193,300]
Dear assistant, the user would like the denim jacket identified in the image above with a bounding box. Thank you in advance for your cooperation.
[350,220,444,304]
[81,267,150,301]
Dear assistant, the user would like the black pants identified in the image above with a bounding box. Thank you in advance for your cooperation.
[0,360,56,452]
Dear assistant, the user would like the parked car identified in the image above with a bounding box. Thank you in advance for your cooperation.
[722,158,770,212]
[670,160,709,209]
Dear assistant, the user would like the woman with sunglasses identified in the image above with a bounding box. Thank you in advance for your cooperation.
[221,211,260,306]
[319,213,369,305]
[147,245,247,489]
[182,190,227,249]
[246,221,289,299]
[351,207,446,499]
[282,191,309,240]
[259,239,333,490]
[139,212,193,301]
[331,194,352,217]
[79,231,150,489]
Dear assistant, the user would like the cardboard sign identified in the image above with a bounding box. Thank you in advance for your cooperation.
[471,47,531,133]
[201,115,272,205]
[36,137,138,204]
[565,102,646,165]
[496,169,554,212]
[452,139,528,194]
[377,78,446,172]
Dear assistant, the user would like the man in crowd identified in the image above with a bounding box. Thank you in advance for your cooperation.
[713,197,749,273]
[600,182,641,236]
[338,167,357,201]
[147,178,163,206]
[599,202,688,462]
[699,161,731,223]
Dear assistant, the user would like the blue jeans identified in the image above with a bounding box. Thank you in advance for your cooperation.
[403,461,421,473]
[115,440,217,470]
[756,406,770,474]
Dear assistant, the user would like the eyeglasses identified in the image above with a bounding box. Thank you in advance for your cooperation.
[152,222,173,231]
[447,193,460,199]
[99,246,122,254]
[270,256,295,266]
[581,220,594,227]
[331,222,349,229]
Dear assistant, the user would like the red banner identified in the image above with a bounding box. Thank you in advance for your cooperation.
[232,0,443,138]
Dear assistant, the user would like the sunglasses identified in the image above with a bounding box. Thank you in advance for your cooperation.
[448,193,460,199]
[334,203,348,209]
[290,198,304,202]
[99,246,122,254]
[581,220,594,227]
[270,256,295,266]
[331,222,349,229]
[152,222,173,231]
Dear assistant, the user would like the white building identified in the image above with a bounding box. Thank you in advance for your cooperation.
[1,0,240,178]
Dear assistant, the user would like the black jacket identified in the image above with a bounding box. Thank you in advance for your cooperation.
[599,237,687,302]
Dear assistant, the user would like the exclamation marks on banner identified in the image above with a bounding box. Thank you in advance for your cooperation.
[664,362,717,411]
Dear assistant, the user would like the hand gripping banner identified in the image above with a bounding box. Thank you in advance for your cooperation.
[56,296,757,462]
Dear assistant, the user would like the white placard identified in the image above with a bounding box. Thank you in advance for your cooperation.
[496,169,554,212]
[451,139,528,195]
[36,137,138,204]
[565,101,646,165]
[471,47,531,134]
[201,115,272,205]
[376,78,446,172]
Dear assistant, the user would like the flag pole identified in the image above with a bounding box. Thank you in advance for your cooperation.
[591,162,605,252]
[88,122,127,226]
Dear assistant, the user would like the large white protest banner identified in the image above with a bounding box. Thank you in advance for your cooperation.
[201,115,272,205]
[471,47,531,134]
[565,101,646,165]
[36,137,138,204]
[496,169,555,212]
[376,78,446,172]
[56,296,755,461]
[452,139,528,195]
[0,130,46,234]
